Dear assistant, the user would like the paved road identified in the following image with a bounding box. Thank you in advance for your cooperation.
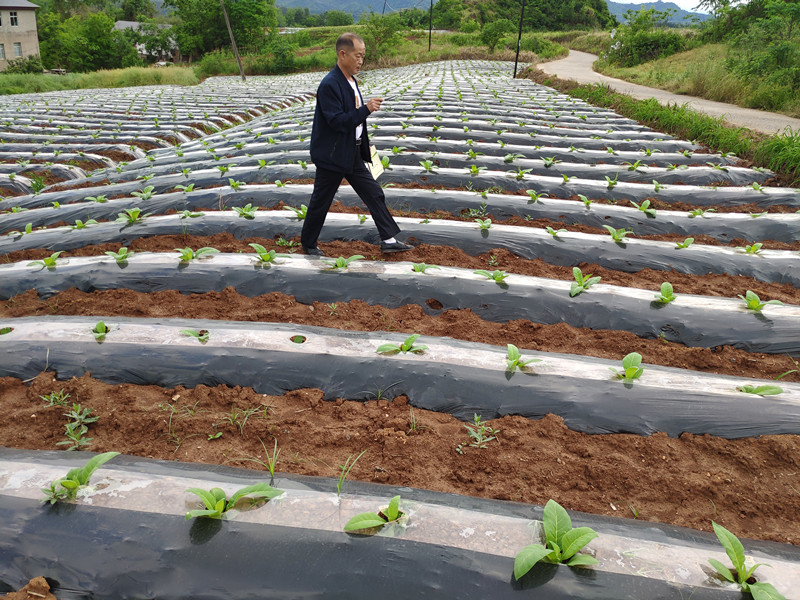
[537,50,800,136]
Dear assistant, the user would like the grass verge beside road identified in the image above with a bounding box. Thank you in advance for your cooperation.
[520,65,800,186]
[0,66,199,95]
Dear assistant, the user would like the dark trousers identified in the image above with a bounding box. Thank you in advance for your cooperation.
[300,147,401,248]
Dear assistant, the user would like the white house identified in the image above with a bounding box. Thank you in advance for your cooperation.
[0,0,39,71]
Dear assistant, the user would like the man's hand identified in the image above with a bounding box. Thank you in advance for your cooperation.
[366,97,384,113]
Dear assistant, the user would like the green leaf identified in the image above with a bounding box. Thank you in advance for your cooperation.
[385,495,401,521]
[543,499,572,547]
[185,508,222,520]
[749,582,786,600]
[228,483,282,506]
[708,558,736,582]
[559,527,598,561]
[344,512,388,531]
[513,544,554,580]
[376,343,400,354]
[73,451,120,485]
[712,522,746,573]
[186,487,219,511]
[566,553,599,567]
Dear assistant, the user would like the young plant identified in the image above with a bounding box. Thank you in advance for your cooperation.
[28,251,63,270]
[542,156,561,168]
[570,267,601,297]
[675,237,695,249]
[411,262,439,273]
[739,290,783,311]
[511,167,532,180]
[8,222,33,237]
[464,413,499,448]
[238,437,281,478]
[741,243,763,255]
[609,352,644,381]
[181,328,209,343]
[545,226,567,238]
[603,225,633,243]
[514,499,599,580]
[736,384,783,396]
[419,159,437,173]
[654,282,677,304]
[180,210,204,219]
[248,243,288,264]
[233,203,258,219]
[605,175,618,189]
[688,208,715,218]
[131,185,155,201]
[578,194,592,208]
[322,255,364,270]
[175,247,220,261]
[474,269,509,283]
[526,190,547,203]
[41,451,120,504]
[357,213,367,224]
[70,218,98,230]
[284,204,308,220]
[105,247,134,263]
[92,321,109,342]
[708,522,785,599]
[467,165,486,176]
[185,484,283,520]
[276,236,300,253]
[228,178,245,190]
[377,333,428,355]
[337,450,366,495]
[116,207,150,225]
[631,200,656,218]
[41,389,70,407]
[475,218,492,230]
[344,495,404,532]
[506,344,541,371]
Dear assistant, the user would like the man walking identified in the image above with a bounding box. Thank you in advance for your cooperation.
[300,33,413,256]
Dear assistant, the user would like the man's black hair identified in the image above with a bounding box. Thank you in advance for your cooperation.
[336,33,364,53]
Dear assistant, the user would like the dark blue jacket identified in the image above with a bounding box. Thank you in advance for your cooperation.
[310,65,371,173]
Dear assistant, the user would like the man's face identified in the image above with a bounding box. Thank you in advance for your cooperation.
[339,40,365,78]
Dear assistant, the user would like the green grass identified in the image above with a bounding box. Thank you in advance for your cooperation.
[0,66,199,95]
[521,66,800,186]
[594,43,800,118]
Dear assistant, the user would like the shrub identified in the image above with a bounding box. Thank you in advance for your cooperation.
[605,8,686,67]
[480,19,515,52]
[3,55,44,74]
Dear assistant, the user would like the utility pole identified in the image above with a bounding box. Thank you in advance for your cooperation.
[428,0,433,51]
[220,0,246,82]
[513,0,526,78]
[382,0,386,15]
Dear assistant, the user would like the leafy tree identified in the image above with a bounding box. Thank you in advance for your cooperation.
[480,18,514,51]
[358,12,403,62]
[121,0,157,20]
[324,10,353,26]
[138,21,177,61]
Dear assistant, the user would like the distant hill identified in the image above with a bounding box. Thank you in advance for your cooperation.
[606,1,711,24]
[275,0,416,18]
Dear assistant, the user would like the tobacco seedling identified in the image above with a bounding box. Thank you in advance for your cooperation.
[344,495,404,531]
[603,225,633,243]
[570,267,601,297]
[688,208,715,218]
[464,414,499,448]
[175,247,219,261]
[116,207,150,225]
[605,175,618,189]
[511,167,532,180]
[284,204,308,220]
[181,329,209,343]
[578,194,592,208]
[411,262,439,273]
[467,165,486,176]
[631,200,656,218]
[104,247,135,264]
[506,344,541,371]
[8,223,33,237]
[514,499,599,580]
[358,214,367,223]
[708,521,785,599]
[228,178,245,190]
[322,255,364,270]
[131,185,154,201]
[377,333,428,355]
[41,389,70,407]
[475,218,492,230]
[741,243,763,255]
[546,226,567,238]
[42,451,120,504]
[526,190,547,203]
[676,237,694,249]
[92,321,109,342]
[337,450,366,495]
[28,251,63,269]
[185,483,283,520]
[542,156,561,168]
[233,203,258,219]
[70,219,98,230]
[610,352,644,381]
[739,290,782,311]
[654,282,677,304]
[248,243,288,264]
[179,210,204,219]
[736,384,783,396]
[474,269,509,283]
